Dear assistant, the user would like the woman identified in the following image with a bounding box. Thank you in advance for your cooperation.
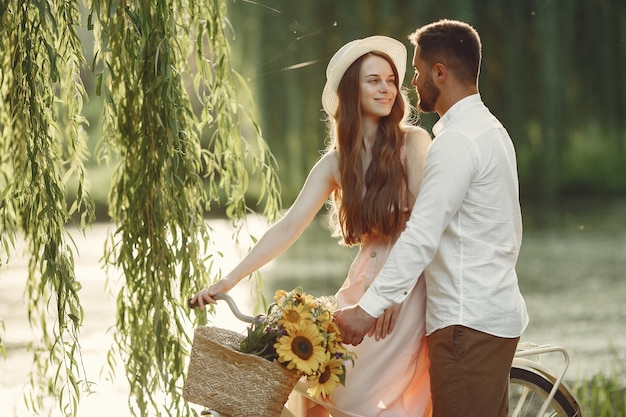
[191,35,432,417]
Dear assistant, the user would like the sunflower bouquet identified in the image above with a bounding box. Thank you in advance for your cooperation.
[239,288,356,400]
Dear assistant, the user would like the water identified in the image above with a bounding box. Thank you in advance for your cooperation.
[1,199,625,416]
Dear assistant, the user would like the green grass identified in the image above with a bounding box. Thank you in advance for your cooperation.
[574,349,626,416]
[574,373,626,416]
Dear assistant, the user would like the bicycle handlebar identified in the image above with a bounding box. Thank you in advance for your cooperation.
[188,292,263,325]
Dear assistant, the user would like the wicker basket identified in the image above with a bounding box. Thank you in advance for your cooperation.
[183,326,301,417]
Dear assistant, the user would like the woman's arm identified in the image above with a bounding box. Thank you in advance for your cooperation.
[191,151,339,308]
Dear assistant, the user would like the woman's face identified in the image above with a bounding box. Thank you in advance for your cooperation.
[358,55,398,120]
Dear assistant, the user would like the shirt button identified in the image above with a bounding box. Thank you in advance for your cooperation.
[370,251,377,258]
[403,290,408,295]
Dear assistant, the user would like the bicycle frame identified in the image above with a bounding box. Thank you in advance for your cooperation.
[511,342,574,417]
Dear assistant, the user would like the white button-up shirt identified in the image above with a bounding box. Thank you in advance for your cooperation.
[359,94,529,338]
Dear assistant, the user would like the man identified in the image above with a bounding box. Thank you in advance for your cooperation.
[334,19,529,417]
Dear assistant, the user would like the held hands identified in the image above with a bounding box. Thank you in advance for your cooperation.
[333,305,377,346]
[189,278,234,309]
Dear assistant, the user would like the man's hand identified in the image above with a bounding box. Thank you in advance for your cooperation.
[334,305,377,346]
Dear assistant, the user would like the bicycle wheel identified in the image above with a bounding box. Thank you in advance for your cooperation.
[509,367,581,417]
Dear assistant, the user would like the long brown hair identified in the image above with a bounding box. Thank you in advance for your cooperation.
[327,51,412,246]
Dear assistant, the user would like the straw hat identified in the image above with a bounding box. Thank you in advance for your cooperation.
[322,35,407,116]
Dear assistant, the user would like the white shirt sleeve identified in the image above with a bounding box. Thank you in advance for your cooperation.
[359,131,476,317]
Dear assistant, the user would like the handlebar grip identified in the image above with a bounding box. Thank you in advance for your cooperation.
[188,292,260,325]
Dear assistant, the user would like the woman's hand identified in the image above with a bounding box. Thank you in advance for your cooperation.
[368,303,401,341]
[189,278,235,309]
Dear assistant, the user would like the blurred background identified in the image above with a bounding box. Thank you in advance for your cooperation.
[78,0,626,217]
[224,0,626,209]
[2,0,625,415]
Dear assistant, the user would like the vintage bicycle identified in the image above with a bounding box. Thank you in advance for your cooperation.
[188,293,582,417]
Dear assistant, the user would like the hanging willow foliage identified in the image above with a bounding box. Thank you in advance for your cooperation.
[0,0,95,416]
[87,0,281,416]
[1,0,280,416]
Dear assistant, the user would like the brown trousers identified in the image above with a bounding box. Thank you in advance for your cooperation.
[427,325,519,417]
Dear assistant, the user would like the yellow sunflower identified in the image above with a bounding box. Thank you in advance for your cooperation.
[314,309,333,327]
[274,323,326,375]
[293,291,315,308]
[273,289,288,302]
[278,302,313,330]
[319,320,345,354]
[307,356,344,399]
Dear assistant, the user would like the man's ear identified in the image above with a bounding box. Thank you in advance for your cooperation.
[433,62,447,84]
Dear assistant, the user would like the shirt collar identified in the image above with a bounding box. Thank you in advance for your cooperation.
[432,94,481,136]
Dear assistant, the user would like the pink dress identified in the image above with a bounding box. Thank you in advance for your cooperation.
[288,230,432,417]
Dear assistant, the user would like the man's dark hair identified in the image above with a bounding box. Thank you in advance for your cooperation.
[408,19,482,85]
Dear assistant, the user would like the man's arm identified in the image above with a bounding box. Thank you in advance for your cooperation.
[335,132,475,344]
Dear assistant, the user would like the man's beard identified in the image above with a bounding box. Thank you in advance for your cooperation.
[417,78,440,113]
